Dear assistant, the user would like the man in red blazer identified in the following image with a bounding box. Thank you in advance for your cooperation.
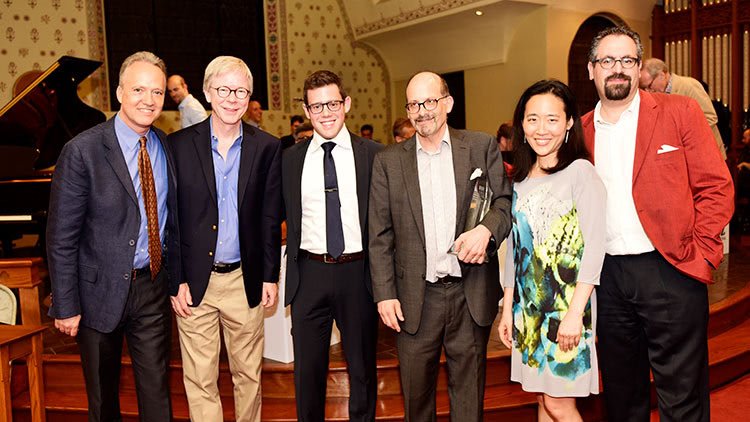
[582,27,734,422]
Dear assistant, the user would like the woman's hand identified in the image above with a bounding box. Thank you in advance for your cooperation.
[556,311,583,352]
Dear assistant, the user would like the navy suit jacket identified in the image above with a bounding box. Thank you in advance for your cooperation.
[168,119,282,307]
[47,117,180,333]
[281,133,383,306]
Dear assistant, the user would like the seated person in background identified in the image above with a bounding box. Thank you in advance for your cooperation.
[281,115,305,149]
[736,128,750,233]
[293,122,314,144]
[392,117,416,143]
[168,74,208,128]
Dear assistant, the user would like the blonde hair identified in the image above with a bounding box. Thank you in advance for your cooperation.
[118,51,166,86]
[203,56,253,94]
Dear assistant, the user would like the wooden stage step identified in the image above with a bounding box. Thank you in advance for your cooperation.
[11,279,750,421]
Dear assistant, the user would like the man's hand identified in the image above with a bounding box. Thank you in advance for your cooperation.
[261,282,278,308]
[170,283,193,318]
[55,314,82,337]
[453,224,492,264]
[377,299,404,332]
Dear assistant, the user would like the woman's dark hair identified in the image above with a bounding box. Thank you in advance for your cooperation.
[510,79,589,182]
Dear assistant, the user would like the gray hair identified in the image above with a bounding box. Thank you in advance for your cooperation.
[118,51,167,86]
[588,26,643,63]
[641,58,669,78]
[203,56,253,95]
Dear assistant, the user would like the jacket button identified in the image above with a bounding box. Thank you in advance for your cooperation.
[129,239,135,246]
[212,225,217,231]
[208,251,213,257]
[123,273,129,280]
[421,273,426,279]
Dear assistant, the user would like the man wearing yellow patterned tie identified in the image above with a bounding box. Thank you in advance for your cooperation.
[47,51,179,422]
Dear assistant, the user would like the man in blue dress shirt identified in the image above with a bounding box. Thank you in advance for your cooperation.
[47,51,178,421]
[168,56,282,421]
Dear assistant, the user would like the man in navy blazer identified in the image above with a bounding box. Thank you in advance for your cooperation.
[168,56,282,421]
[47,51,178,421]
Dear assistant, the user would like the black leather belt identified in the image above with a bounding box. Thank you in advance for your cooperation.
[212,261,241,273]
[429,275,462,285]
[301,250,365,264]
[131,266,151,280]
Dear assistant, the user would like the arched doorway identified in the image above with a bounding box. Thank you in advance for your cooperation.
[567,15,624,115]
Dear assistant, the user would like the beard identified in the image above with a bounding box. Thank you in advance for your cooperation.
[604,73,632,100]
[413,113,439,138]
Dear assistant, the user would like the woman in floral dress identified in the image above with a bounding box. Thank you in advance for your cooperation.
[498,79,606,421]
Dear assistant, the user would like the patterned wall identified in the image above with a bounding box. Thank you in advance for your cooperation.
[262,0,391,141]
[0,0,107,110]
[1,0,391,140]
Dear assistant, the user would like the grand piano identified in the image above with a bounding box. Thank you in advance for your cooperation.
[0,56,106,256]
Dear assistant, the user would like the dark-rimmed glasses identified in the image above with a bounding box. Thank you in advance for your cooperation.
[305,100,345,114]
[211,86,250,99]
[405,95,449,113]
[591,56,639,69]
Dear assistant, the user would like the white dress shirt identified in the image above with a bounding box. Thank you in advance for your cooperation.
[178,94,208,128]
[593,92,655,255]
[416,127,461,282]
[300,124,363,254]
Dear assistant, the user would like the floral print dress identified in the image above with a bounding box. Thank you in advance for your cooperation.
[503,159,606,397]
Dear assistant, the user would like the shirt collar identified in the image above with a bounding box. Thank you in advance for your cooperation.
[209,118,243,147]
[114,113,153,152]
[416,125,451,153]
[593,90,641,126]
[310,123,352,152]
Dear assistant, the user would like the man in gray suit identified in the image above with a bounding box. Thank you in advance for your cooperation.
[368,71,512,421]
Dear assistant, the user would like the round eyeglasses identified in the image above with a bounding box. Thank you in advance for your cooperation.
[211,86,250,99]
[405,95,449,113]
[305,100,345,114]
[591,56,640,70]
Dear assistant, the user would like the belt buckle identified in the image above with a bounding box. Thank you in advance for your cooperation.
[322,254,338,264]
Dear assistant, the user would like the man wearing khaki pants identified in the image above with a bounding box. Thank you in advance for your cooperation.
[168,56,283,421]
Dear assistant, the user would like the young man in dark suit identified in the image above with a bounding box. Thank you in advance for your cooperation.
[168,56,282,421]
[47,51,177,421]
[282,70,382,421]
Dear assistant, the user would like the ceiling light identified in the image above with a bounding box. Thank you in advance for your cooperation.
[475,10,483,16]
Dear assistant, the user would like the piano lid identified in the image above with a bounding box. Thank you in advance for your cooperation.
[0,56,106,177]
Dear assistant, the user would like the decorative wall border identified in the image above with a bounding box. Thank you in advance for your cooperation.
[266,0,283,111]
[352,0,484,37]
[85,0,108,110]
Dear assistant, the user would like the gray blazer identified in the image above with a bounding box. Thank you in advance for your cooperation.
[368,128,512,334]
[47,117,180,333]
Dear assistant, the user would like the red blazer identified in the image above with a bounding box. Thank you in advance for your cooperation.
[582,90,734,284]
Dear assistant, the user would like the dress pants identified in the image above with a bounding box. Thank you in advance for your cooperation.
[291,256,378,422]
[176,267,265,422]
[396,281,491,422]
[77,269,172,422]
[597,251,710,422]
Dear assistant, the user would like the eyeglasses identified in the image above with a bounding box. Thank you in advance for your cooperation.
[211,86,250,99]
[405,95,449,113]
[305,100,345,114]
[592,56,639,69]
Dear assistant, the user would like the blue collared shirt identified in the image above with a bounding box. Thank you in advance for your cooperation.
[114,114,169,269]
[210,120,242,264]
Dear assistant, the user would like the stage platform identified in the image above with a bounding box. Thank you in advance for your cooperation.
[9,250,750,421]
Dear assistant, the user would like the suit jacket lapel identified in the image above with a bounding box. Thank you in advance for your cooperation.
[238,124,259,207]
[632,91,658,183]
[102,119,138,206]
[351,134,369,238]
[290,139,311,241]
[450,128,472,236]
[192,120,217,206]
[400,139,425,246]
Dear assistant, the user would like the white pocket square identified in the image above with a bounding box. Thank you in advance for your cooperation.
[657,144,679,154]
[470,168,483,180]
